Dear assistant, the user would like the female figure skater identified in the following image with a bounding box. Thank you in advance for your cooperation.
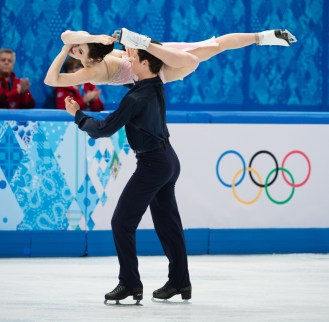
[44,28,297,87]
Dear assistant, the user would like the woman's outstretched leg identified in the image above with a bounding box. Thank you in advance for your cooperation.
[188,29,297,62]
[118,28,297,82]
[188,33,257,62]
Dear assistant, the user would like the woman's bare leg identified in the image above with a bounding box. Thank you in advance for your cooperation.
[187,29,297,62]
[145,43,200,83]
[146,43,199,69]
[188,33,258,62]
[145,34,257,82]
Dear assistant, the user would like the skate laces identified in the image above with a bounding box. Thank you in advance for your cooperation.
[155,282,173,293]
[111,284,125,294]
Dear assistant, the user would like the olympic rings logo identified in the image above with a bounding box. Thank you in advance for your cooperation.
[216,150,311,205]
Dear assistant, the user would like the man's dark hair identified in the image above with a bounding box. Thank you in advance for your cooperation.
[87,43,114,63]
[137,40,164,74]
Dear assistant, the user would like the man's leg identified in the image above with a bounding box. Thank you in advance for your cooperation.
[111,152,174,289]
[149,181,192,300]
[149,181,190,290]
[111,172,154,289]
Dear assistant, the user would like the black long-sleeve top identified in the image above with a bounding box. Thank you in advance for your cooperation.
[74,76,169,151]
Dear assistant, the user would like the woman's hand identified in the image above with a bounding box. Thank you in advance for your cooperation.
[64,96,80,116]
[96,34,117,45]
[62,44,73,54]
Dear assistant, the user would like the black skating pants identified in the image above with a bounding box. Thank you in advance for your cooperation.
[111,143,190,289]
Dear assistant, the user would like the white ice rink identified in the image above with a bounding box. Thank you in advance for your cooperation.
[1,254,329,322]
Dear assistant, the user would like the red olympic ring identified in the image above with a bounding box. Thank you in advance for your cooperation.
[281,150,311,188]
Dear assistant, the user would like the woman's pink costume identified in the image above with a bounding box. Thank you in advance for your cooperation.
[109,37,217,85]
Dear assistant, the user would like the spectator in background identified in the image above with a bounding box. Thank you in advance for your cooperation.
[0,48,35,109]
[55,57,104,111]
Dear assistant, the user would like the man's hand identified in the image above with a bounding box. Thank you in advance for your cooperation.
[65,96,80,116]
[126,48,136,62]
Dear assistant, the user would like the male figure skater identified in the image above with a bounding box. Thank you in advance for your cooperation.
[64,45,191,304]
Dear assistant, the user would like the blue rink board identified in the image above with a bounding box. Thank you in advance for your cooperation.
[1,110,329,124]
[0,229,328,257]
[0,110,328,257]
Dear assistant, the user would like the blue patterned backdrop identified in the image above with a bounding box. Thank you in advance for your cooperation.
[0,0,327,111]
[0,117,129,231]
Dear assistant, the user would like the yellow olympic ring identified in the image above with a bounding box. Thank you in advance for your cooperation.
[232,167,263,205]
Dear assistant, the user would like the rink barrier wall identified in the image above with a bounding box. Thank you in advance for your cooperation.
[1,110,329,257]
[1,109,329,124]
[1,229,329,257]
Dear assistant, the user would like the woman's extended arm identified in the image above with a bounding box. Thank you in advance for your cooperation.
[44,45,98,87]
[61,30,116,45]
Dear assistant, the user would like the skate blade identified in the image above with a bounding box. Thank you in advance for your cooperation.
[283,29,298,44]
[104,299,143,306]
[112,30,121,41]
[151,297,191,305]
[288,33,297,44]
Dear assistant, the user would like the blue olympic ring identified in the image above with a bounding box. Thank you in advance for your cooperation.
[216,150,246,187]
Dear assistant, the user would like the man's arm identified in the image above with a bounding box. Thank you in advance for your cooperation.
[65,95,136,139]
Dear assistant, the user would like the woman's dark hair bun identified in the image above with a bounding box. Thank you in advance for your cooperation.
[87,43,114,62]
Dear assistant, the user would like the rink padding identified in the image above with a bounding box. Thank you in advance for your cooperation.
[1,110,329,123]
[0,231,86,257]
[0,231,31,257]
[209,228,329,254]
[87,230,117,256]
[1,229,328,257]
[30,231,86,257]
[86,229,209,256]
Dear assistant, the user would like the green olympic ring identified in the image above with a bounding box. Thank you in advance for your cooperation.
[265,168,295,205]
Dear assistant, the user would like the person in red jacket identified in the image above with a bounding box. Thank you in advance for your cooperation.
[0,48,35,109]
[55,57,104,111]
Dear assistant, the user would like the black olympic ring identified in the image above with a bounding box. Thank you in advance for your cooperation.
[248,150,279,188]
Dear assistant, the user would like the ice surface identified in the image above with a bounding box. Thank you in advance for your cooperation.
[1,254,329,321]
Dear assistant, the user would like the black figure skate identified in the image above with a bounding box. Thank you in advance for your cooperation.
[104,284,143,306]
[152,282,192,304]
